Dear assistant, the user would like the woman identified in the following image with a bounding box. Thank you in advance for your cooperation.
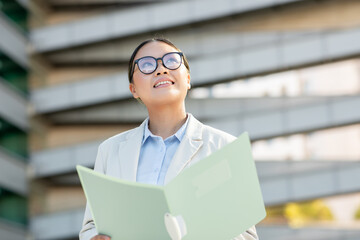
[80,38,258,240]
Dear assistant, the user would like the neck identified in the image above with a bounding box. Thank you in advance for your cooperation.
[147,103,187,139]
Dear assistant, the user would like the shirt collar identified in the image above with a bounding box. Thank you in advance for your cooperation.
[142,119,152,144]
[142,114,189,144]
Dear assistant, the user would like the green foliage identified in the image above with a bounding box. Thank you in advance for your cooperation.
[266,205,284,217]
[355,205,360,220]
[284,200,333,227]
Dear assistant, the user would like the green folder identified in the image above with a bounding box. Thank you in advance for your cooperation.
[77,132,266,240]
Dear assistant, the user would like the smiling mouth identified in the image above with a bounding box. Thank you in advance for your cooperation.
[153,80,174,88]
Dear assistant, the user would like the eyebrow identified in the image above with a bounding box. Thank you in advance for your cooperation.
[135,52,179,60]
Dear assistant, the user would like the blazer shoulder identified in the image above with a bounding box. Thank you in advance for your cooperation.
[188,114,236,145]
[98,126,141,150]
[202,123,237,145]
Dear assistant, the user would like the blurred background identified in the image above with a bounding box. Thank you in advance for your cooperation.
[1,0,360,239]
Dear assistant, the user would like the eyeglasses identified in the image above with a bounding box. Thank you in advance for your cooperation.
[134,52,183,75]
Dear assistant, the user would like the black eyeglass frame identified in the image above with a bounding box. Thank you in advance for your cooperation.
[132,52,184,76]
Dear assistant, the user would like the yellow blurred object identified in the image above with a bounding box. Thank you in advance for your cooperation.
[284,200,333,227]
[355,205,360,220]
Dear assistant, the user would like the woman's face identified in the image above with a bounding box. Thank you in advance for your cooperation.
[129,41,190,107]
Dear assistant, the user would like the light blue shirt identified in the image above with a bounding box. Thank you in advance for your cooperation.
[136,116,189,185]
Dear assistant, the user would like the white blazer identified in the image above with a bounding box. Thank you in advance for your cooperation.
[80,114,258,240]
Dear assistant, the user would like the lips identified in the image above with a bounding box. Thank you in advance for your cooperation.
[153,79,175,88]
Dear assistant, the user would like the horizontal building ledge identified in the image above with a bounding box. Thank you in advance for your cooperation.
[0,12,28,68]
[0,220,27,240]
[31,27,360,113]
[0,147,28,196]
[257,225,360,240]
[30,208,84,240]
[46,95,360,139]
[30,0,301,52]
[259,161,360,205]
[30,140,102,178]
[0,80,29,131]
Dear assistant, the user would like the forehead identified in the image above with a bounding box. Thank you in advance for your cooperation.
[134,41,178,59]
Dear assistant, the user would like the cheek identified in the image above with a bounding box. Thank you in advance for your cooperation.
[132,73,149,86]
[174,65,189,78]
[178,69,190,85]
[132,71,142,82]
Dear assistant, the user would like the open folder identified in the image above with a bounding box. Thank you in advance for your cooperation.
[77,132,266,240]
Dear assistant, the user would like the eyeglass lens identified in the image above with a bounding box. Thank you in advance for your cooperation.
[137,52,182,74]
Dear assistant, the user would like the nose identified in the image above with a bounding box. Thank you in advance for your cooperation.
[155,59,168,76]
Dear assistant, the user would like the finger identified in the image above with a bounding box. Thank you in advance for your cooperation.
[91,235,111,240]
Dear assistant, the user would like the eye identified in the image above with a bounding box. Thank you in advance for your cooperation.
[139,58,155,70]
[164,53,181,66]
[141,61,154,68]
[166,57,179,64]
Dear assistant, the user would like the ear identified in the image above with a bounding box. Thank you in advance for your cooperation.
[187,74,191,89]
[129,83,139,99]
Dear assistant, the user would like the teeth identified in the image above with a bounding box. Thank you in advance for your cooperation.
[154,81,172,88]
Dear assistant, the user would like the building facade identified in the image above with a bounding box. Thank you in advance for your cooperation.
[1,0,360,239]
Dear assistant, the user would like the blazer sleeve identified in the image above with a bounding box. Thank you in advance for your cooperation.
[233,226,258,240]
[79,143,106,240]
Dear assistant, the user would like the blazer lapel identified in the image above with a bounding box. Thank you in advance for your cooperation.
[118,119,147,182]
[164,114,203,184]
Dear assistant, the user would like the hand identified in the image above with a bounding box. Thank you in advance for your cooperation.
[91,235,111,240]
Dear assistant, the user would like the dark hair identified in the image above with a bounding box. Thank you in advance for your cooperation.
[128,38,190,83]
